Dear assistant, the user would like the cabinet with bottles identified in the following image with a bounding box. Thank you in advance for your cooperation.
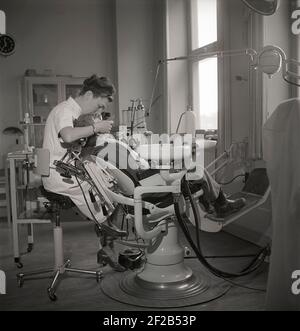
[21,76,85,147]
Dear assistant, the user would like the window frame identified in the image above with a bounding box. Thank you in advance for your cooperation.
[187,0,225,137]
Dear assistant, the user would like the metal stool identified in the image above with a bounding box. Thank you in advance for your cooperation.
[17,187,102,301]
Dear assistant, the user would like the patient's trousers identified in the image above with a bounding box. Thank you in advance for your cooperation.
[132,167,221,202]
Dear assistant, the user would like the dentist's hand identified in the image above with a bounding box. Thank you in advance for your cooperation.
[93,120,113,133]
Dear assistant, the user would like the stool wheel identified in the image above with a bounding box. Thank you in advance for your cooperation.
[27,243,34,253]
[16,262,23,269]
[14,258,23,269]
[47,287,57,301]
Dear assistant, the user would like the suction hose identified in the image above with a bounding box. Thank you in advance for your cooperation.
[173,178,270,279]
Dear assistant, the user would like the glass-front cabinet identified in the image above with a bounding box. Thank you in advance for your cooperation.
[22,76,85,147]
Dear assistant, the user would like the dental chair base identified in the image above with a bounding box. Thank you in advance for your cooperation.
[136,219,194,284]
[101,218,229,308]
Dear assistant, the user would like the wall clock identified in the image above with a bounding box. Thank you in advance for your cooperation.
[0,33,16,56]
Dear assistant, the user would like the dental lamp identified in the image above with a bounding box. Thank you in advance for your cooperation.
[147,48,258,117]
[255,45,300,87]
[148,45,300,119]
[2,126,24,145]
[242,0,280,16]
[2,126,27,153]
[162,46,298,82]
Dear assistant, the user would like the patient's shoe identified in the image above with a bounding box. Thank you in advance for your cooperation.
[213,190,246,218]
[97,249,126,272]
[214,198,246,218]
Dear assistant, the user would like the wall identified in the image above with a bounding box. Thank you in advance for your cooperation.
[222,0,291,158]
[115,0,165,134]
[0,0,116,168]
[165,0,189,134]
[262,0,291,120]
[227,0,252,146]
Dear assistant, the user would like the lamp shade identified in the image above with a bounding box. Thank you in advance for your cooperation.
[257,46,282,77]
[2,127,24,136]
[242,0,280,16]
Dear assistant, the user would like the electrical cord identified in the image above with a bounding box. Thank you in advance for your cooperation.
[185,254,261,259]
[217,277,266,293]
[185,177,201,252]
[175,204,268,292]
[175,112,186,134]
[174,178,270,280]
[217,173,246,186]
[184,256,267,292]
[75,175,101,227]
[147,62,161,117]
[240,245,271,273]
[178,203,269,278]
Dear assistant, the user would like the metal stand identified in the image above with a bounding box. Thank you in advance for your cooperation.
[17,202,102,301]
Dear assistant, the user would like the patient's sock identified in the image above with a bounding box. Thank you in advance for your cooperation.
[213,189,227,206]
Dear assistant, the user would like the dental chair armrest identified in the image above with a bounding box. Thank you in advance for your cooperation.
[134,185,180,240]
[160,169,187,185]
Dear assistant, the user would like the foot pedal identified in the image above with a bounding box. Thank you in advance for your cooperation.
[118,249,144,270]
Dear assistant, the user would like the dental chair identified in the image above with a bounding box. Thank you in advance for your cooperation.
[17,148,102,301]
[30,137,265,306]
[82,144,229,307]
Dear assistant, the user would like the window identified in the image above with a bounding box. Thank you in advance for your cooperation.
[192,0,217,50]
[0,10,6,34]
[189,0,219,131]
[198,57,218,130]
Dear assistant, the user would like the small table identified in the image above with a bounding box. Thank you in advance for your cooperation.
[6,150,51,268]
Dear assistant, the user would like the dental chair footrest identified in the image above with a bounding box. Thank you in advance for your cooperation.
[206,191,268,225]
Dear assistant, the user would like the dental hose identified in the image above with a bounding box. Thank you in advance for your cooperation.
[173,178,270,279]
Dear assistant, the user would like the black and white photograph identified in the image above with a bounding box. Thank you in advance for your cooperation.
[0,0,300,316]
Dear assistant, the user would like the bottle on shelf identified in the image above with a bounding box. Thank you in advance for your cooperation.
[23,113,31,151]
[24,113,31,124]
[176,105,196,139]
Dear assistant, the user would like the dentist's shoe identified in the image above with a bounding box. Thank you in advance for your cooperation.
[97,249,126,272]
